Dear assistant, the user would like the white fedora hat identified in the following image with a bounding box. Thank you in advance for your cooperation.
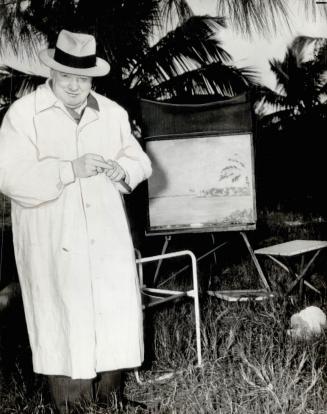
[39,29,110,77]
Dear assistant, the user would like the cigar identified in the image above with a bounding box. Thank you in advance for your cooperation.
[119,179,132,193]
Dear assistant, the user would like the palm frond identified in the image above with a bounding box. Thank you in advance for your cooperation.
[269,48,309,99]
[313,38,327,68]
[260,107,300,129]
[79,0,164,66]
[215,0,291,37]
[319,82,327,95]
[260,32,327,125]
[160,0,193,28]
[0,0,44,58]
[269,55,293,94]
[0,66,43,104]
[128,16,230,89]
[0,1,165,68]
[289,36,327,68]
[134,62,259,100]
[302,0,327,19]
[269,36,327,106]
[256,85,290,111]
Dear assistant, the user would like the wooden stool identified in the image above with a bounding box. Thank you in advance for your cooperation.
[254,240,327,302]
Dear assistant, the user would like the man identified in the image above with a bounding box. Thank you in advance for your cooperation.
[0,29,152,412]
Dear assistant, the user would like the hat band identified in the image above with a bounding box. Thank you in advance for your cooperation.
[54,47,96,69]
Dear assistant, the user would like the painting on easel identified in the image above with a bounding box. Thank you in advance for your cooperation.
[146,131,256,234]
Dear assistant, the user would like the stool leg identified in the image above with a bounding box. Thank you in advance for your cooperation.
[299,256,305,304]
[299,279,304,305]
[287,250,321,295]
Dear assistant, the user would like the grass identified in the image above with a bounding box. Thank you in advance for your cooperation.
[127,299,327,414]
[1,208,327,413]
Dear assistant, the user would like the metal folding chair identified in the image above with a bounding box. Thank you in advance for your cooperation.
[134,248,202,383]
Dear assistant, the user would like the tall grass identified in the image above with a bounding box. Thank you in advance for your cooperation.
[1,209,327,413]
[126,298,327,414]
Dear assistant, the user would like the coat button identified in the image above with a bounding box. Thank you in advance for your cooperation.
[90,239,95,245]
[86,203,91,208]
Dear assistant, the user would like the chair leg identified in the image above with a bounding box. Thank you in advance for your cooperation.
[188,250,202,367]
[194,295,202,366]
[136,249,202,368]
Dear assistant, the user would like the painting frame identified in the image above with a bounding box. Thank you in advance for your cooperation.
[144,130,257,235]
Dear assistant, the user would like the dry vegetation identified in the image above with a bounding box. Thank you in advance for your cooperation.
[1,208,327,413]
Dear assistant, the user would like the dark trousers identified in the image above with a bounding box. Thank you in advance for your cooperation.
[48,370,122,413]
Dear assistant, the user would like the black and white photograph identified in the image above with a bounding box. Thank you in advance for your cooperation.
[0,1,327,412]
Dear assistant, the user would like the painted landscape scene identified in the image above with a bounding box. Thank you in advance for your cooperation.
[147,134,256,231]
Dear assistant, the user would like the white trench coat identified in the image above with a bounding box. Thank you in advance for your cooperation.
[0,82,152,379]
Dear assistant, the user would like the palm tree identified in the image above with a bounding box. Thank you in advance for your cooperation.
[127,16,258,101]
[257,36,327,129]
[255,35,327,209]
[0,1,325,114]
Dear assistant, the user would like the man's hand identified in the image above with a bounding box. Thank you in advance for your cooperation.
[72,154,110,178]
[104,160,126,182]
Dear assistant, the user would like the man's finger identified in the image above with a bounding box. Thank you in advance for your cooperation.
[105,160,117,168]
[87,153,105,161]
[110,171,121,181]
[105,169,115,178]
[92,160,112,169]
[105,164,115,171]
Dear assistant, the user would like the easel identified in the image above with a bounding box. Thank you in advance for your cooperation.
[134,227,273,383]
[139,94,265,300]
[147,231,272,301]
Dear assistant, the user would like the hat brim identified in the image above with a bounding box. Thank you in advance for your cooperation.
[39,49,110,77]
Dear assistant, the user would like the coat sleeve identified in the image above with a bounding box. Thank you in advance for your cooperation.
[115,110,152,193]
[0,103,75,208]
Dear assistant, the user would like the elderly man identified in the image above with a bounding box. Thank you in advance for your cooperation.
[0,29,152,412]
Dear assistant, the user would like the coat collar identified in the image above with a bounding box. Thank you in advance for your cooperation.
[35,80,99,114]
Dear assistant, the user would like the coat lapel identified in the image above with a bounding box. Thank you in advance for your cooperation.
[78,93,100,130]
[78,106,99,130]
